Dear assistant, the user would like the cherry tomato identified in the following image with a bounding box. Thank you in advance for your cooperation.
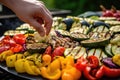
[13,34,26,45]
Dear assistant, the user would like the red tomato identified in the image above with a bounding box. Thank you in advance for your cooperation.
[13,34,26,45]
[52,46,65,59]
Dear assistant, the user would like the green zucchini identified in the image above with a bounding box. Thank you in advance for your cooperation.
[74,47,87,59]
[70,27,89,34]
[70,32,89,41]
[104,44,113,57]
[81,32,111,48]
[92,26,109,33]
[64,46,87,59]
[110,26,120,34]
[4,30,27,36]
[105,21,120,26]
[110,34,120,45]
[111,45,120,56]
[57,30,70,37]
[64,48,73,56]
[87,48,106,59]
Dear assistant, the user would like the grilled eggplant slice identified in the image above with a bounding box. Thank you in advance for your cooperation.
[62,18,74,31]
[26,43,48,53]
[80,20,90,27]
[92,21,110,28]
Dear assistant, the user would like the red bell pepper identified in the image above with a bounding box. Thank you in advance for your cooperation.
[75,56,99,80]
[96,65,120,78]
[52,46,65,60]
[10,44,23,53]
[13,34,26,45]
[2,36,16,47]
[75,57,88,71]
[83,66,97,80]
[43,46,52,55]
[87,55,99,68]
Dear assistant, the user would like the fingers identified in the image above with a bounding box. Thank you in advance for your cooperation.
[42,6,53,35]
[36,2,53,35]
[41,12,53,35]
[27,18,45,36]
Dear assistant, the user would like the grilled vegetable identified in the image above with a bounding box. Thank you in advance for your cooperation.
[111,45,120,55]
[57,30,70,37]
[62,18,74,31]
[112,54,120,66]
[110,26,120,34]
[26,43,48,53]
[70,32,89,41]
[80,20,90,27]
[92,26,109,33]
[110,34,120,45]
[101,57,119,68]
[64,46,87,59]
[104,44,113,57]
[4,30,27,36]
[92,21,110,28]
[87,48,107,60]
[81,32,111,48]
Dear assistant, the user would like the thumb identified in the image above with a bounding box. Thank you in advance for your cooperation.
[27,18,45,36]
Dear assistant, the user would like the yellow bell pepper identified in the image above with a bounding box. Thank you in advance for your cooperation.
[40,67,61,80]
[40,58,61,80]
[62,65,81,80]
[0,50,13,62]
[112,54,120,66]
[24,60,38,75]
[59,56,74,69]
[42,54,51,66]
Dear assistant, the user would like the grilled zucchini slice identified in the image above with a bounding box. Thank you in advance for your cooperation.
[81,32,111,48]
[4,30,27,36]
[64,46,87,59]
[104,44,113,57]
[70,32,89,41]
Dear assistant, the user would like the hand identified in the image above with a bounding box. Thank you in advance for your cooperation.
[0,0,53,36]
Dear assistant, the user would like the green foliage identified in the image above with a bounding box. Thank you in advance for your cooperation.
[41,0,120,16]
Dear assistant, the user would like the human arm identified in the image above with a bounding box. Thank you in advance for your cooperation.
[0,0,53,36]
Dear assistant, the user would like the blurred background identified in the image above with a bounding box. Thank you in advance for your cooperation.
[41,0,120,16]
[0,0,120,36]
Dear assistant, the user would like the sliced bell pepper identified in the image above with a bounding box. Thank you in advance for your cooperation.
[96,65,120,78]
[13,34,26,45]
